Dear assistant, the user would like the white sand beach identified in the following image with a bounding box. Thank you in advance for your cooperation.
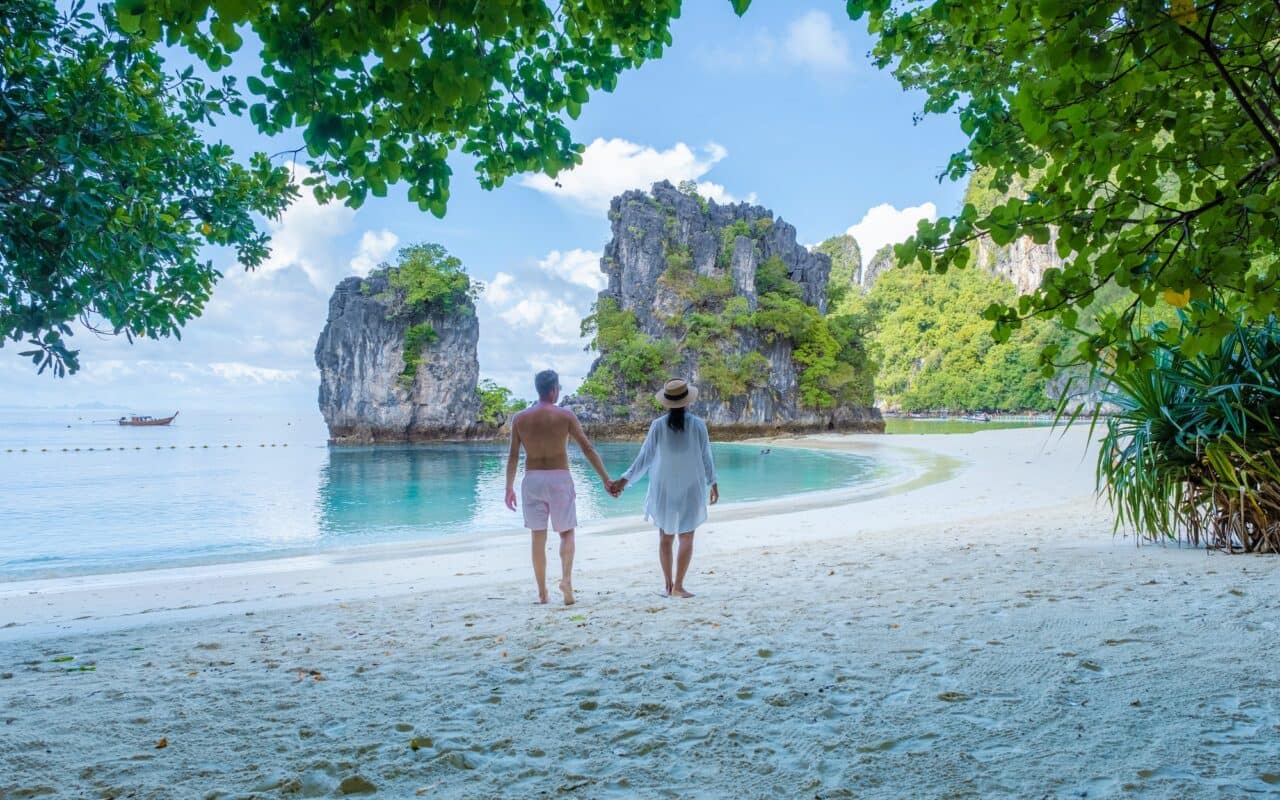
[3,427,1279,798]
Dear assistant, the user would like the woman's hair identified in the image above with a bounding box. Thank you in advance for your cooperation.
[666,406,686,433]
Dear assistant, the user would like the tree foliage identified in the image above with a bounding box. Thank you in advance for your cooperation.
[0,0,295,374]
[128,0,751,215]
[476,379,529,425]
[836,259,1070,413]
[382,243,476,314]
[852,0,1280,374]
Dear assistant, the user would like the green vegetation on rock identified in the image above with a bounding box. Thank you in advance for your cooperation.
[476,379,529,426]
[579,299,678,403]
[835,260,1068,413]
[584,217,873,411]
[398,323,440,389]
[383,243,475,315]
[369,243,475,388]
[816,235,862,308]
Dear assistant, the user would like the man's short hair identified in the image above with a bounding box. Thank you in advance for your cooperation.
[535,369,559,399]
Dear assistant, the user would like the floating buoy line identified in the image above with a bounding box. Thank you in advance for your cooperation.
[2,443,292,453]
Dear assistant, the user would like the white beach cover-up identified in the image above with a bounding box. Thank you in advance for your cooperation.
[621,414,718,534]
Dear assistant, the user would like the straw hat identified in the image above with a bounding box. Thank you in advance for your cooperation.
[656,378,698,409]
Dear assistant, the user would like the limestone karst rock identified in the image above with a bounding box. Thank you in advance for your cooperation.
[315,269,483,443]
[564,181,882,437]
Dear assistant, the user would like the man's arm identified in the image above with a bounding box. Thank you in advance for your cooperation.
[567,412,611,485]
[504,416,522,511]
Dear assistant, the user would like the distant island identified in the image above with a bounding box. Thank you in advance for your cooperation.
[314,176,1088,444]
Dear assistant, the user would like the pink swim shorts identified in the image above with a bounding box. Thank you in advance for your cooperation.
[521,470,578,533]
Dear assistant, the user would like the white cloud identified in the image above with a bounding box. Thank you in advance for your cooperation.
[258,164,356,288]
[498,293,583,346]
[537,249,605,291]
[783,11,853,74]
[208,362,303,384]
[482,272,517,305]
[521,138,743,215]
[350,229,399,276]
[845,202,939,259]
[701,11,852,77]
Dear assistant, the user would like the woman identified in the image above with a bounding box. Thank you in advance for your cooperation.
[611,378,719,598]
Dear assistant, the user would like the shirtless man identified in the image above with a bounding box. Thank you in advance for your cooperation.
[505,369,613,605]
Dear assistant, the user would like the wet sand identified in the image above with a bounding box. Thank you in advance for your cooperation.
[2,427,1278,798]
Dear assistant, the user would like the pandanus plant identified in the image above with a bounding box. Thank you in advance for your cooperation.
[1089,314,1280,552]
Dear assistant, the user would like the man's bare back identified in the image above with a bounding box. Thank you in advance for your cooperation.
[511,403,576,471]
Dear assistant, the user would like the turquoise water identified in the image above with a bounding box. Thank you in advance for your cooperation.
[0,409,892,578]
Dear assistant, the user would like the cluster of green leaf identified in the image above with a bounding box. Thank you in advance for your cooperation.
[125,0,756,215]
[0,0,295,374]
[382,243,476,315]
[834,257,1070,413]
[578,298,677,403]
[851,0,1280,377]
[476,379,529,426]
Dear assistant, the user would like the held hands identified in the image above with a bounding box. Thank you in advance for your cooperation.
[709,483,719,506]
[606,477,628,498]
[504,486,518,511]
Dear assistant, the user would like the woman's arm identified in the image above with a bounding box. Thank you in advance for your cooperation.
[698,419,717,485]
[619,420,660,485]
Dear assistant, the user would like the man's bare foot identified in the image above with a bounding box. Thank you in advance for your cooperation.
[559,579,575,606]
[672,587,694,598]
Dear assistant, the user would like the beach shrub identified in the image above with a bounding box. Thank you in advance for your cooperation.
[1095,310,1280,553]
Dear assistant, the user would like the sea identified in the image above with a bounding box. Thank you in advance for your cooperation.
[0,408,896,578]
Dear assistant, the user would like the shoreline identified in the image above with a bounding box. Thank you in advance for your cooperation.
[0,433,954,640]
[0,435,942,588]
[5,427,1279,798]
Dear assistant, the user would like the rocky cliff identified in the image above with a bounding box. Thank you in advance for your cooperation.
[975,230,1063,295]
[565,181,882,437]
[315,269,484,444]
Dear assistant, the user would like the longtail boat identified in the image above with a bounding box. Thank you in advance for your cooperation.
[118,412,179,427]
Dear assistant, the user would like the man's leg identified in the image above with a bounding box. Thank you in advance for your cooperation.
[658,531,675,595]
[672,531,695,598]
[557,529,575,606]
[531,530,549,604]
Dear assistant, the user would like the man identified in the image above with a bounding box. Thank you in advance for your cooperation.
[505,369,613,605]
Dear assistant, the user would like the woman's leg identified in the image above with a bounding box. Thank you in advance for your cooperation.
[658,530,675,595]
[672,531,695,598]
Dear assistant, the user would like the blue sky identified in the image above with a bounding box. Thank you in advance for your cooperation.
[1,2,967,413]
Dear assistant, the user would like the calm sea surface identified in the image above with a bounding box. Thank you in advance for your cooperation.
[0,408,894,578]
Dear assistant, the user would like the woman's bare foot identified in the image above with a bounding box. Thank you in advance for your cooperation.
[558,579,575,606]
[535,588,549,605]
[672,586,694,598]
